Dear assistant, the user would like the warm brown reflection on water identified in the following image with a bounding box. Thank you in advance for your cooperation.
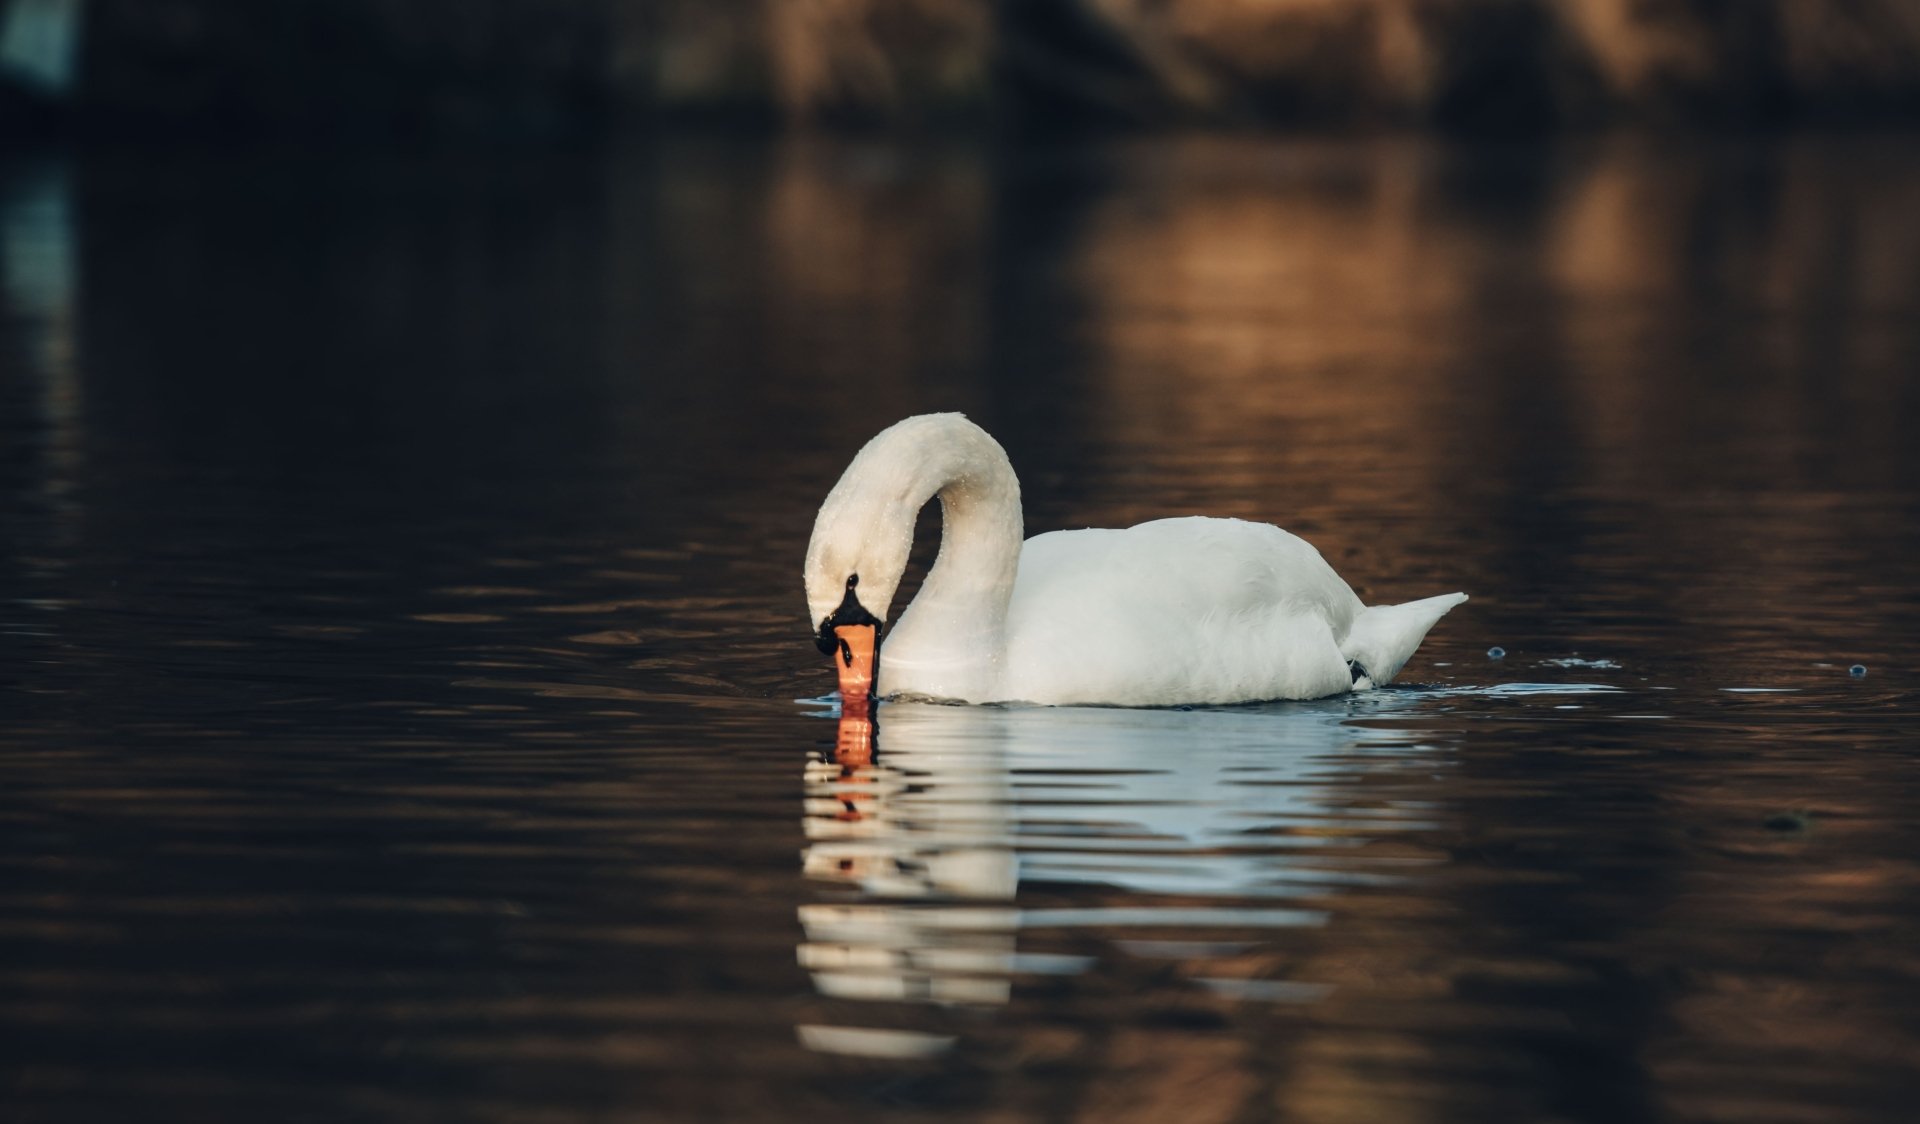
[2,134,1918,1122]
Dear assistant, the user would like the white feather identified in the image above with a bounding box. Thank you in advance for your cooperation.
[804,414,1466,706]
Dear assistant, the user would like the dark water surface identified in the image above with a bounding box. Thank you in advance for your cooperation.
[4,134,1919,1123]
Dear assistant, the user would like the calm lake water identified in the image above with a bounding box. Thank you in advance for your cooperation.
[3,133,1919,1123]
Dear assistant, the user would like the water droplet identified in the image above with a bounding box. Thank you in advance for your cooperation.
[1849,664,1867,678]
[1487,646,1505,660]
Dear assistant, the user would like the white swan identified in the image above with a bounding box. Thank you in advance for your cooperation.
[805,413,1466,707]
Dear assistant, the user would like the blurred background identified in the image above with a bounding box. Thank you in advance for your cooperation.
[4,0,1920,137]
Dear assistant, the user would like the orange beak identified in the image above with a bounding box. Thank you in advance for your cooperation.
[831,623,880,713]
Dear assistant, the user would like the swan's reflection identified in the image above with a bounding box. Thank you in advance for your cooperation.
[797,696,1436,1058]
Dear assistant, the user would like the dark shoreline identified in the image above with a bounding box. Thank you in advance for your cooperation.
[6,1,1920,144]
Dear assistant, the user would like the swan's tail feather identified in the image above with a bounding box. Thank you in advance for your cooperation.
[1341,592,1468,687]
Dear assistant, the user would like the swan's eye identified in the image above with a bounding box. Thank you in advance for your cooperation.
[845,574,858,591]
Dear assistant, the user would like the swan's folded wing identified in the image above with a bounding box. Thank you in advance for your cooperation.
[1003,518,1365,705]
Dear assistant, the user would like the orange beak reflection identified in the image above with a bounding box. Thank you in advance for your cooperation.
[831,623,880,712]
[833,710,876,770]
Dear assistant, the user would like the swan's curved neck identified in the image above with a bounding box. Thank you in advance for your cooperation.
[807,414,1024,701]
[902,449,1023,651]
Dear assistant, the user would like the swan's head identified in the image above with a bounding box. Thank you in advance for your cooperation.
[804,503,915,641]
[804,430,924,709]
[805,552,904,714]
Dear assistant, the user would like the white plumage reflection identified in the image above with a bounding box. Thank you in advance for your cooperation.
[795,695,1441,1058]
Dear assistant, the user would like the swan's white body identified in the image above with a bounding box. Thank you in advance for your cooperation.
[805,414,1466,706]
